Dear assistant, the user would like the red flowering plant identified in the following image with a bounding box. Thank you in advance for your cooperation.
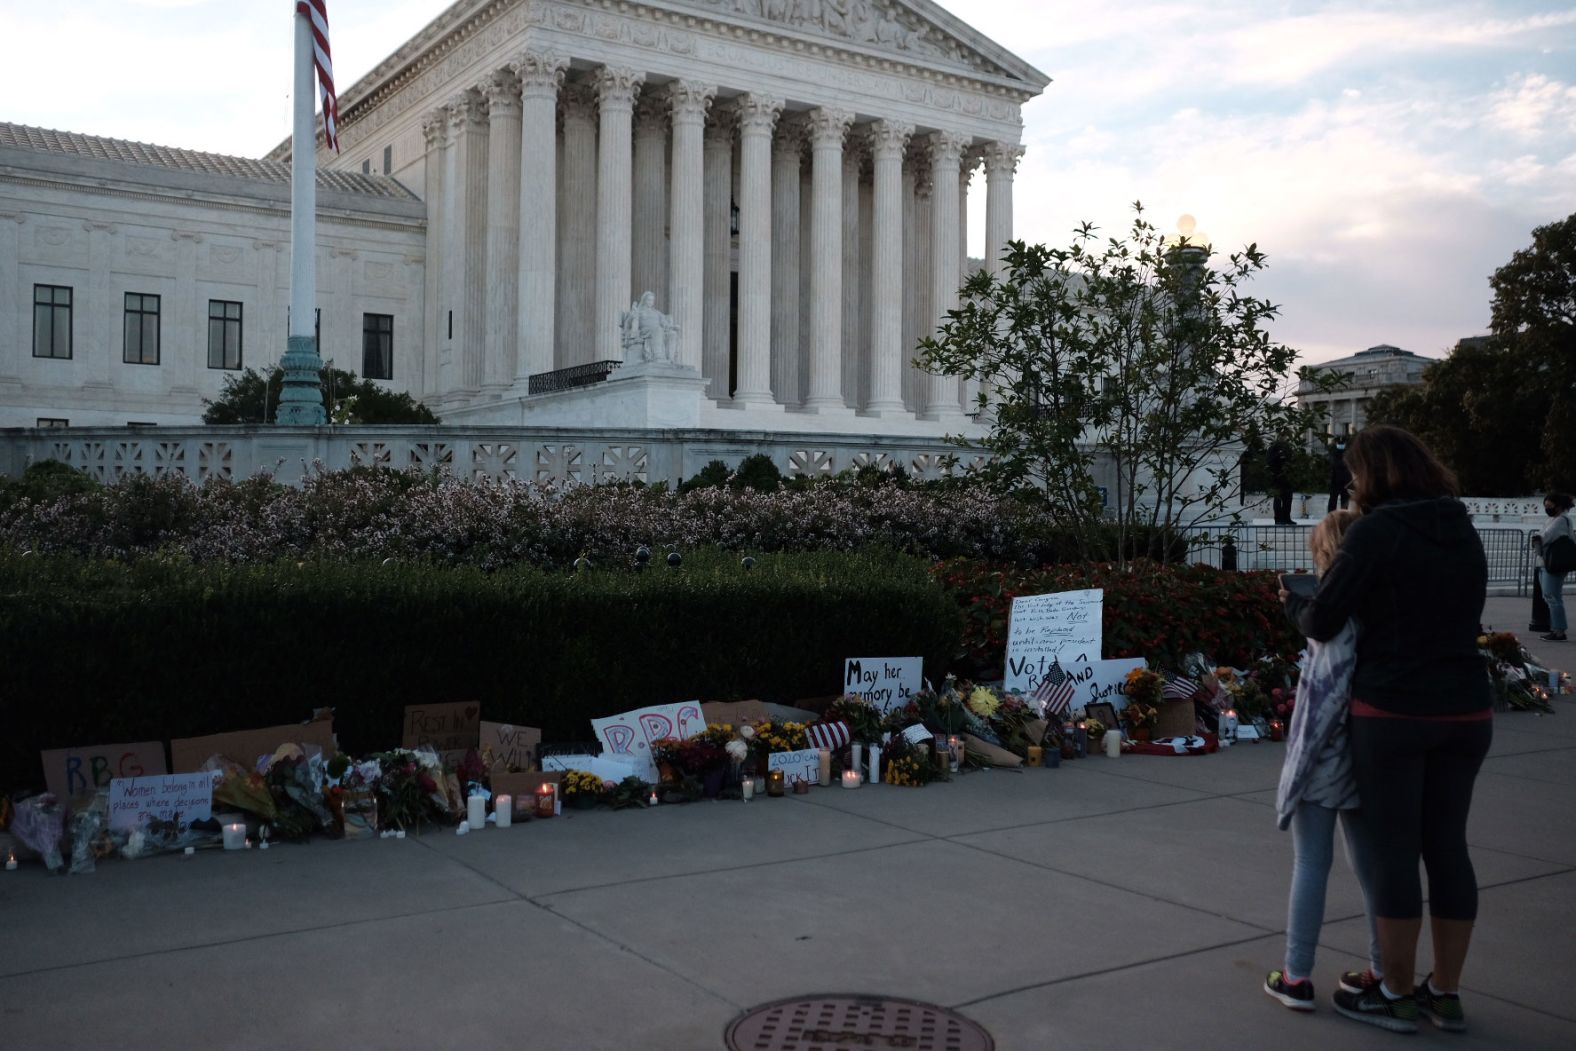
[649,735,727,778]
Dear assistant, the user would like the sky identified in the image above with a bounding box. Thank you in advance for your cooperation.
[2,0,1573,366]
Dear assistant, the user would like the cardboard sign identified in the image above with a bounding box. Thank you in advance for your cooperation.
[107,771,221,832]
[767,747,822,786]
[1070,658,1149,710]
[1005,589,1104,694]
[591,701,705,782]
[402,702,482,765]
[541,753,645,782]
[479,722,541,772]
[170,719,337,774]
[842,657,922,713]
[40,741,167,804]
[701,700,771,726]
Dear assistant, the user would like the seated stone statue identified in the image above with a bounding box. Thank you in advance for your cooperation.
[619,291,679,364]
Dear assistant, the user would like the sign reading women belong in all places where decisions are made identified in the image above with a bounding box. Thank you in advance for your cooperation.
[1004,589,1103,695]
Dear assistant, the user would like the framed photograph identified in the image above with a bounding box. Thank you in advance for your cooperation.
[1086,701,1120,729]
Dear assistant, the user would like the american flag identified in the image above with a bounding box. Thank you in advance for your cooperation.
[1033,659,1076,717]
[297,1,340,153]
[1163,675,1202,702]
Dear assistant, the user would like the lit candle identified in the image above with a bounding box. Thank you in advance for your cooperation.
[818,748,832,786]
[1074,721,1087,758]
[648,790,659,806]
[536,783,557,819]
[867,744,882,784]
[466,794,487,831]
[947,735,962,772]
[1104,728,1122,758]
[767,769,785,797]
[5,850,16,871]
[1027,745,1043,767]
[742,778,755,801]
[222,821,247,851]
[494,795,512,828]
[841,768,861,789]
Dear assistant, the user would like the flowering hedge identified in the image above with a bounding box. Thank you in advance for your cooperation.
[934,558,1303,676]
[0,467,1180,570]
[0,549,961,793]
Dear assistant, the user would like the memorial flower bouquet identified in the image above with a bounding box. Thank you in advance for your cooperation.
[881,735,941,787]
[752,721,808,756]
[1124,668,1165,708]
[823,695,884,743]
[561,770,608,809]
[1477,632,1555,713]
[1122,700,1159,736]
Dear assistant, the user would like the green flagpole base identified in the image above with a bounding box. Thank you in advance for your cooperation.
[275,334,326,425]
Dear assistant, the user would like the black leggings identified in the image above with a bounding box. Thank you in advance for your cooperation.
[1349,715,1493,920]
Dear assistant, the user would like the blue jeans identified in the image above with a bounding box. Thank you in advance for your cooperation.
[1540,568,1568,632]
[1285,803,1381,979]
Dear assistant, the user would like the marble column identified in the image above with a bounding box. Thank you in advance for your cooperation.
[668,81,715,374]
[857,160,874,410]
[802,107,853,413]
[509,52,565,386]
[594,66,644,362]
[449,92,490,396]
[841,136,865,409]
[910,142,934,415]
[983,142,1023,278]
[557,78,598,366]
[171,232,200,394]
[702,110,735,398]
[0,215,18,386]
[864,120,912,416]
[730,93,781,408]
[440,101,465,394]
[770,118,806,406]
[900,160,917,411]
[958,148,979,414]
[632,93,669,308]
[921,131,968,420]
[481,69,522,393]
[419,113,447,398]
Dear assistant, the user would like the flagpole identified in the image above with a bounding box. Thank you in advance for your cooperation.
[278,4,326,425]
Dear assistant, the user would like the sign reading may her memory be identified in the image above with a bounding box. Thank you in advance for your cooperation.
[1005,589,1104,695]
[107,771,221,833]
[842,657,921,712]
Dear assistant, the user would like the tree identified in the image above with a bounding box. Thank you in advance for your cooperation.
[1365,212,1575,493]
[917,204,1326,562]
[202,366,439,425]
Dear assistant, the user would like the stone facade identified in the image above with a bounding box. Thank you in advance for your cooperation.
[0,0,1046,436]
[1296,343,1431,442]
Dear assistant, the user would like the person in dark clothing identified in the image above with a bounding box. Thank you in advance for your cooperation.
[1327,440,1351,513]
[1280,425,1490,1035]
[1267,440,1295,524]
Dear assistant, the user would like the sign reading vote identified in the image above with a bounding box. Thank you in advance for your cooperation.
[1005,589,1104,694]
[842,656,921,713]
[107,771,221,833]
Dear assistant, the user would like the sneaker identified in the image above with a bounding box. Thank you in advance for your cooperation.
[1332,984,1419,1033]
[1340,969,1382,995]
[1265,970,1315,1011]
[1417,974,1467,1032]
[1539,631,1567,642]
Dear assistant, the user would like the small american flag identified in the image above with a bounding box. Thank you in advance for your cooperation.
[1033,659,1076,717]
[297,0,340,153]
[1163,675,1202,702]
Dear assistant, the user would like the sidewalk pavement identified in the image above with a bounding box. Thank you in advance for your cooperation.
[2,613,1572,1050]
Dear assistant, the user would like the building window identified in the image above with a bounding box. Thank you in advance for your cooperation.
[32,284,72,359]
[208,300,244,369]
[36,417,69,428]
[362,159,371,174]
[123,292,161,365]
[362,313,393,380]
[383,145,393,174]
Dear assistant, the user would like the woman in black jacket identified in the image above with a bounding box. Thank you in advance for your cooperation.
[1281,426,1491,1034]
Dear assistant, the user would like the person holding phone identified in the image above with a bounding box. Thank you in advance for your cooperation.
[1281,426,1490,1035]
[1265,510,1381,1015]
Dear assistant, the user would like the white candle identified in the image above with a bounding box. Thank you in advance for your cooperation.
[742,779,755,801]
[495,795,512,828]
[867,744,882,784]
[1104,729,1122,758]
[817,748,831,786]
[841,769,861,789]
[648,790,659,806]
[851,742,863,773]
[5,851,16,871]
[467,794,487,831]
[222,822,246,851]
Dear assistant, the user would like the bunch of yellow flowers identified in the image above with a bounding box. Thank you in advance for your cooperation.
[755,721,808,754]
[561,770,606,797]
[883,755,927,787]
[966,687,1000,718]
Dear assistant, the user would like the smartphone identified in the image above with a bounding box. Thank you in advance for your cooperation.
[1280,573,1318,598]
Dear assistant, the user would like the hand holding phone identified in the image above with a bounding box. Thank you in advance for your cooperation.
[1280,573,1318,598]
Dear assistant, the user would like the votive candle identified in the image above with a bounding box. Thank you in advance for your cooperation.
[222,821,246,851]
[5,850,16,871]
[742,779,755,801]
[1104,729,1122,758]
[1027,745,1043,767]
[867,744,882,784]
[466,794,486,831]
[767,769,785,797]
[817,748,832,786]
[947,735,963,772]
[494,795,512,828]
[851,742,863,774]
[841,768,861,789]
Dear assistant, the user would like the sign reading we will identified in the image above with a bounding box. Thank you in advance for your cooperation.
[107,771,221,833]
[1005,589,1104,695]
[842,657,921,713]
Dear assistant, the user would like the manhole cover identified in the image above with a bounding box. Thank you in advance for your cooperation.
[725,994,993,1051]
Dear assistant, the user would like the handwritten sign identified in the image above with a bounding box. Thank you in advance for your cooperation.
[1005,589,1104,694]
[40,741,167,804]
[479,722,541,772]
[402,702,481,765]
[591,701,705,782]
[541,753,645,782]
[842,657,922,713]
[1066,658,1148,710]
[107,771,221,832]
[767,748,822,786]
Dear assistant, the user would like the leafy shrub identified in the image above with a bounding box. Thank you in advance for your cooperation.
[731,453,783,492]
[677,459,732,493]
[934,558,1303,676]
[0,459,100,515]
[0,549,962,793]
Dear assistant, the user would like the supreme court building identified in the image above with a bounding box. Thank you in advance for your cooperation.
[0,1,1048,448]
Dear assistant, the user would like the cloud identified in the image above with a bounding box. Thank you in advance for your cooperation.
[1488,72,1576,137]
